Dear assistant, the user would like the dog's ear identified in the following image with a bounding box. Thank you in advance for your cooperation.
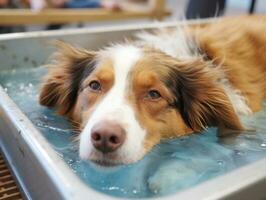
[169,58,244,132]
[39,41,96,116]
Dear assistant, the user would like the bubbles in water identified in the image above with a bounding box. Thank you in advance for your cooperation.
[261,142,266,148]
[217,160,224,166]
[1,67,266,198]
[19,83,25,90]
[132,189,138,194]
[235,150,245,156]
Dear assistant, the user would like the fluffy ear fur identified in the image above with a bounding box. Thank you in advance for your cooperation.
[167,58,244,132]
[39,41,96,116]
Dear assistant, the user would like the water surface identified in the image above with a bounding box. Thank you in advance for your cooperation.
[1,67,266,198]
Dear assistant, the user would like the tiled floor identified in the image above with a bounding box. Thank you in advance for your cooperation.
[0,153,22,200]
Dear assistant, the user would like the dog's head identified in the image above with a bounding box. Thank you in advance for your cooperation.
[40,42,243,166]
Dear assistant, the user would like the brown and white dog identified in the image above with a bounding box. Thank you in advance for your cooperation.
[39,16,266,166]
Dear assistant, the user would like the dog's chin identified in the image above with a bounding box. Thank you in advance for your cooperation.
[90,159,121,167]
[87,151,127,167]
[84,148,145,167]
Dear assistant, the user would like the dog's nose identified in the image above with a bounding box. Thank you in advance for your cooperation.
[91,121,126,153]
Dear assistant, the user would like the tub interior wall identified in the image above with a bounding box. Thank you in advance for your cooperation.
[0,28,140,70]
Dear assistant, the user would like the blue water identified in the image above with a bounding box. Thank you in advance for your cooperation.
[1,67,266,198]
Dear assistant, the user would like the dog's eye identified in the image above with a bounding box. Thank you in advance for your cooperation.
[88,80,101,91]
[146,90,161,100]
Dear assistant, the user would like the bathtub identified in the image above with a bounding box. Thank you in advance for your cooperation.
[0,20,266,200]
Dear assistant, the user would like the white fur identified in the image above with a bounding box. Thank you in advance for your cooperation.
[136,27,198,59]
[79,45,146,164]
[221,79,252,116]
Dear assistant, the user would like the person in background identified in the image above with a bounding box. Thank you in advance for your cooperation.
[0,0,26,33]
[1,0,150,32]
[30,0,149,12]
[0,0,12,33]
[32,0,149,30]
[29,0,121,30]
[0,0,8,7]
[186,0,226,19]
[30,0,121,11]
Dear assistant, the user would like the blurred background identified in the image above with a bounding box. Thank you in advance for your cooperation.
[0,0,265,34]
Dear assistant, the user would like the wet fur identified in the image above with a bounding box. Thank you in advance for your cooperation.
[39,15,266,164]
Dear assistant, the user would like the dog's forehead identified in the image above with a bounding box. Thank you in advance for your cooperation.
[92,45,175,93]
[98,45,143,80]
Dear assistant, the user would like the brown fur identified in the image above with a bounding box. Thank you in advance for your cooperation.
[39,16,266,159]
[137,50,243,134]
[191,15,266,112]
[39,41,96,116]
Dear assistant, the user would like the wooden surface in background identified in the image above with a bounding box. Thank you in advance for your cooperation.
[0,8,170,25]
[0,0,171,25]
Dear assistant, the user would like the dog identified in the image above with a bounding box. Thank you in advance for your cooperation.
[39,15,266,166]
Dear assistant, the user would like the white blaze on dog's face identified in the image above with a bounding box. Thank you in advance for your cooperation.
[39,42,243,166]
[78,45,147,165]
